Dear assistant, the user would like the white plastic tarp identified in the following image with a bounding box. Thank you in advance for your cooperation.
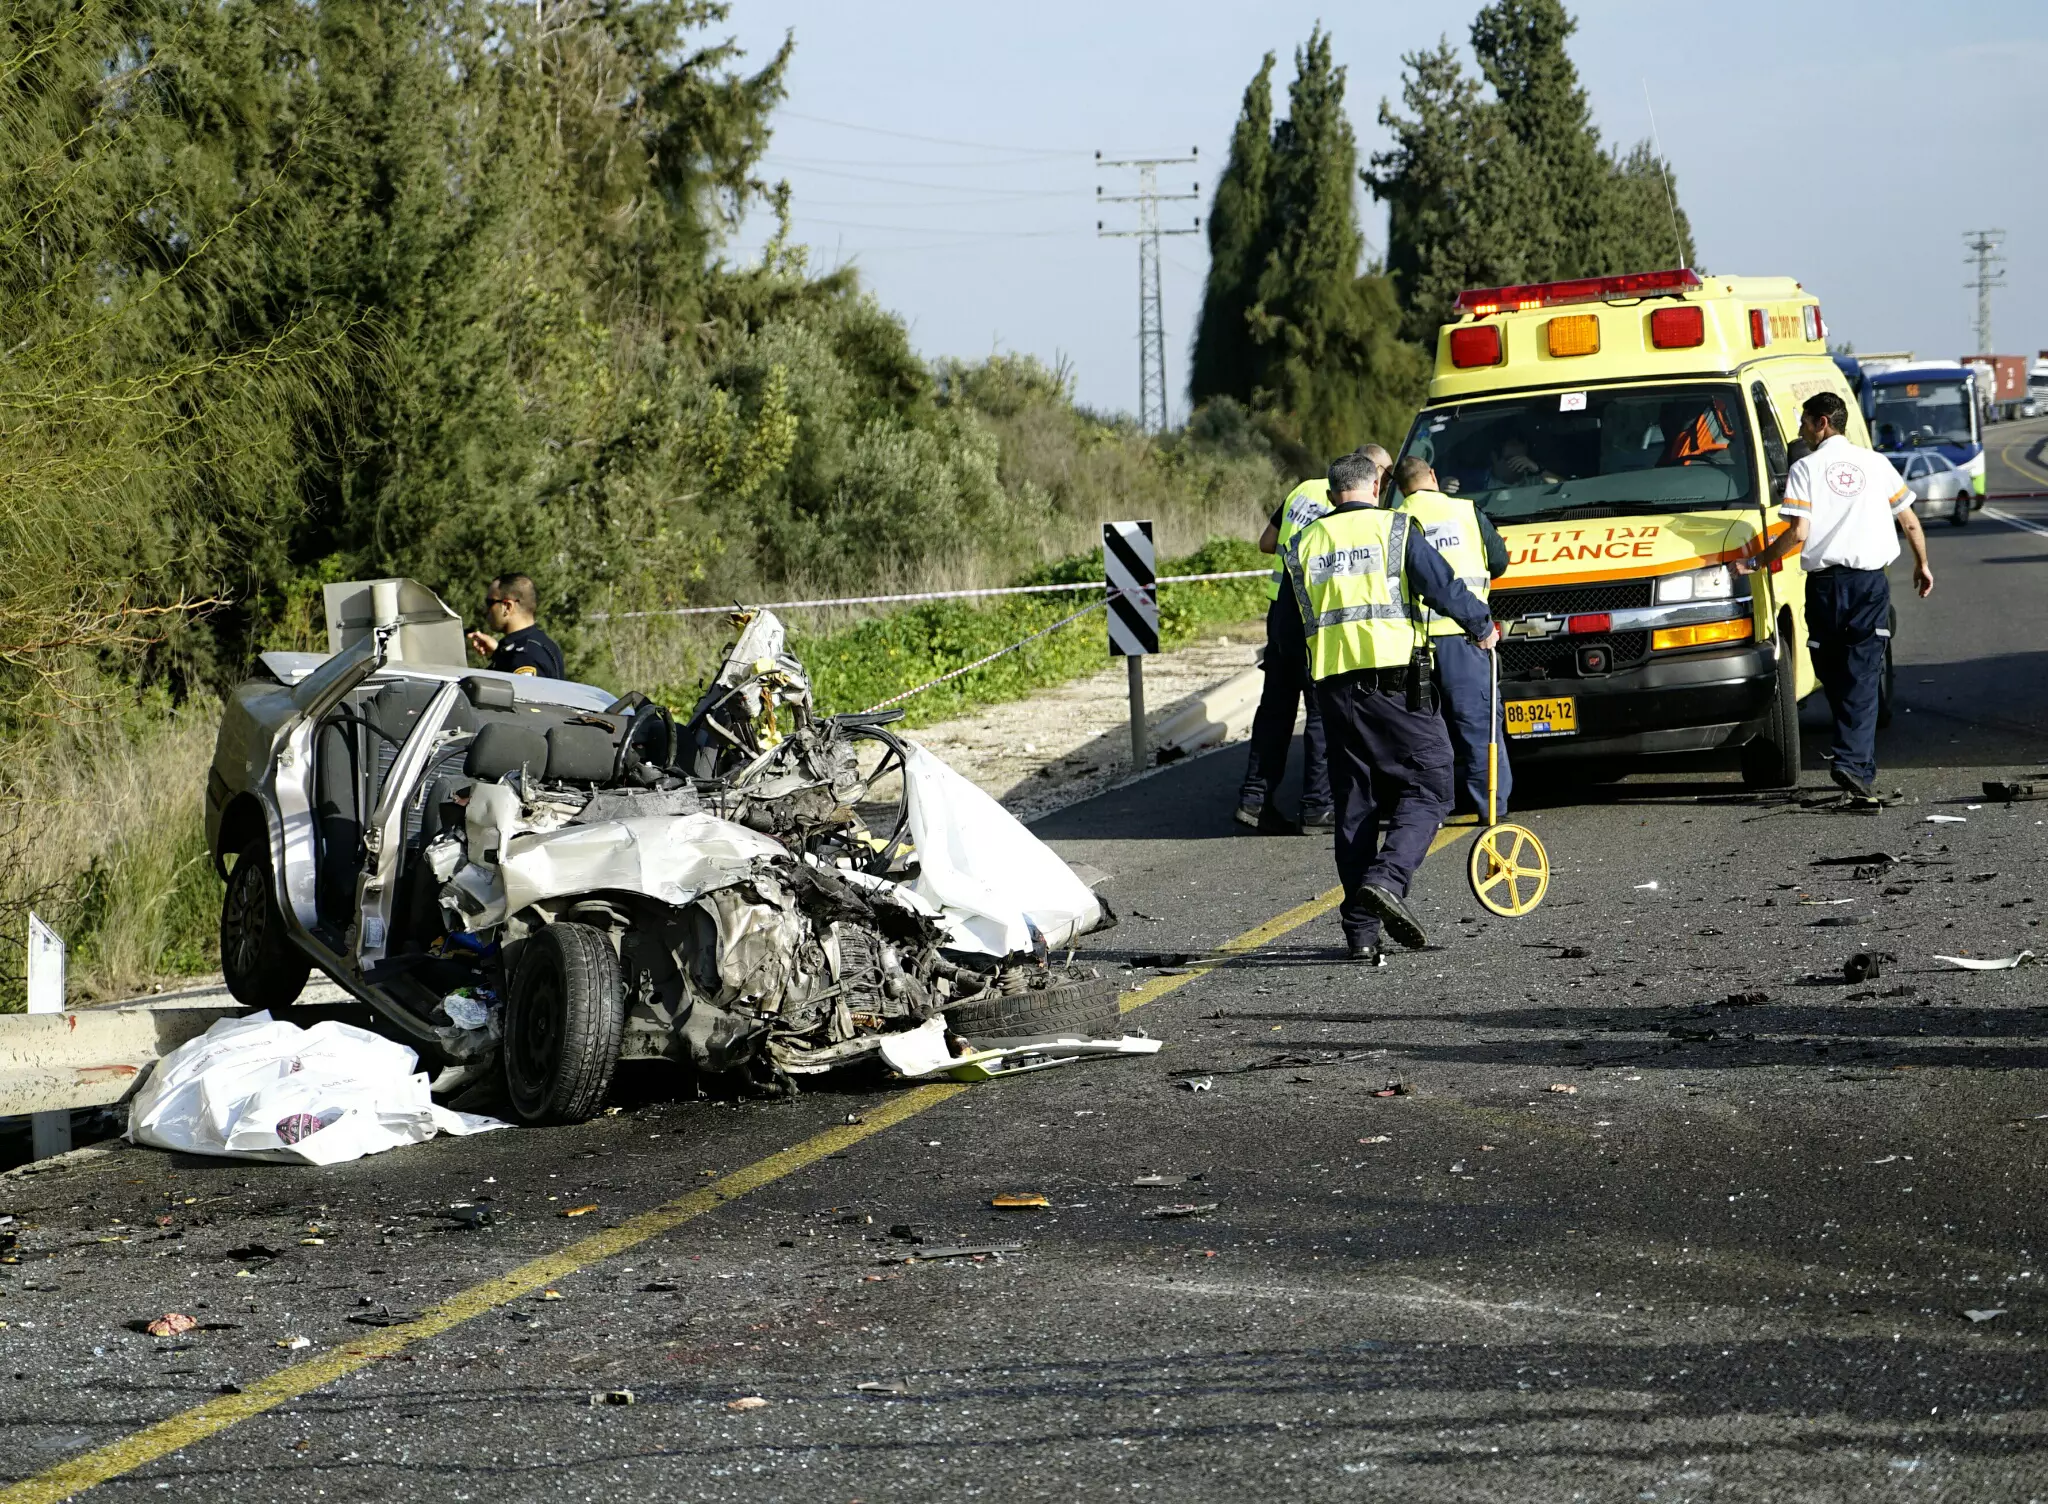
[127,1012,506,1165]
[901,744,1103,955]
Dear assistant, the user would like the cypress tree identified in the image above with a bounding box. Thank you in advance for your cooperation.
[1370,0,1695,341]
[1189,52,1274,407]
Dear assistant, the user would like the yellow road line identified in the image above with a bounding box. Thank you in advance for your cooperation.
[1,1085,964,1504]
[2000,436,2048,489]
[5,824,1487,1502]
[1119,823,1474,1013]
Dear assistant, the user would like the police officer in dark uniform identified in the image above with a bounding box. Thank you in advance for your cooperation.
[466,573,564,679]
[1285,453,1499,963]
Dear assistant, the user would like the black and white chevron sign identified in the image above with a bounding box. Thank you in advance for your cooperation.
[1102,520,1159,657]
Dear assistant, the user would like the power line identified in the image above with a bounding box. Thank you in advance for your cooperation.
[1097,150,1201,433]
[763,152,1081,172]
[760,160,1077,193]
[795,217,1081,238]
[1962,228,2007,353]
[776,108,1092,157]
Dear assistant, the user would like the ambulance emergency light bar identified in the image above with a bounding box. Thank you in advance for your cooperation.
[1454,268,1703,316]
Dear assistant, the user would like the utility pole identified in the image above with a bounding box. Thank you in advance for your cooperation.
[1097,152,1199,433]
[1962,228,2006,353]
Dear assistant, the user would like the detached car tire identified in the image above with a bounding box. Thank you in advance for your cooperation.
[946,967,1121,1042]
[220,839,310,1009]
[505,921,625,1125]
[1740,623,1803,790]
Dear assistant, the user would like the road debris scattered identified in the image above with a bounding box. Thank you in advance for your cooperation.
[591,1389,636,1406]
[1357,1135,1392,1144]
[562,1204,599,1218]
[126,1013,506,1164]
[879,1243,1022,1263]
[1964,1309,2008,1323]
[1843,953,1894,983]
[1926,814,1968,824]
[1810,914,1873,928]
[1718,991,1770,1008]
[1129,1173,1202,1186]
[1547,1084,1579,1094]
[1933,951,2035,971]
[990,1193,1049,1209]
[1984,780,2042,803]
[276,1335,312,1351]
[1370,1081,1412,1098]
[1633,881,1660,891]
[144,1313,197,1338]
[726,1395,768,1412]
[1145,1203,1218,1219]
[856,1379,911,1395]
[1178,1077,1214,1093]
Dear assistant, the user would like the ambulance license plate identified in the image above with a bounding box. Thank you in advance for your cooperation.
[1505,696,1577,738]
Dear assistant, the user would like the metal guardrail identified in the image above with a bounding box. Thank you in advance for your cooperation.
[0,1000,246,1118]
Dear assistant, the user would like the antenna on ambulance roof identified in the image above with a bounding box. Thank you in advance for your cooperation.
[1641,80,1686,272]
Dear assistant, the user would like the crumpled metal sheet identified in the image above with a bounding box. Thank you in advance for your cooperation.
[493,812,786,917]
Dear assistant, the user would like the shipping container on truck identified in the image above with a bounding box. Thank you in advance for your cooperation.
[1961,354,2029,421]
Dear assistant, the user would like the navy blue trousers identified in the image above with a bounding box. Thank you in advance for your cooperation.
[1316,671,1454,946]
[1432,635,1510,817]
[1240,596,1332,813]
[1805,566,1890,785]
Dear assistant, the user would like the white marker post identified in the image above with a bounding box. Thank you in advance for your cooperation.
[26,913,71,1159]
[1103,521,1160,773]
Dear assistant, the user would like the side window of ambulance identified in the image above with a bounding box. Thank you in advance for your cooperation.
[1750,382,1789,500]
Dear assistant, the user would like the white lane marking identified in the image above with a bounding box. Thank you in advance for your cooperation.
[1982,506,2048,540]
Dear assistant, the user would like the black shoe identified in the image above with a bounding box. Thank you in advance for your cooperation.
[1357,884,1428,949]
[1830,765,1876,800]
[1345,941,1386,966]
[1300,805,1336,832]
[1233,802,1264,829]
[1255,808,1304,836]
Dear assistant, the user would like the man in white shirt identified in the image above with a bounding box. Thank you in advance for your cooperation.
[1735,391,1933,798]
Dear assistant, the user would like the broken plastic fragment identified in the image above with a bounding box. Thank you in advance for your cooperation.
[990,1194,1049,1209]
[276,1335,312,1351]
[1933,952,2034,971]
[1633,881,1660,891]
[1964,1308,2008,1323]
[591,1389,636,1406]
[1926,815,1967,824]
[1178,1076,1214,1093]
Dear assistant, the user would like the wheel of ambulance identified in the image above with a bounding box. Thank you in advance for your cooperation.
[1877,606,1898,730]
[505,921,625,1125]
[1740,623,1802,789]
[1950,488,1970,527]
[220,838,311,1009]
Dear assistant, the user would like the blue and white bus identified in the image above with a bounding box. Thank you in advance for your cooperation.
[1864,362,1984,498]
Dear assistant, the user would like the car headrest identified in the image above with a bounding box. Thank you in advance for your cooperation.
[462,676,516,711]
[544,722,618,786]
[465,722,548,782]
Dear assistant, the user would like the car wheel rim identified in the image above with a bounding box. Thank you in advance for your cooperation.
[511,967,564,1107]
[225,863,266,976]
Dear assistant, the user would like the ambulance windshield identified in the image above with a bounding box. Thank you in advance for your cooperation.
[1868,379,1975,448]
[1399,384,1755,524]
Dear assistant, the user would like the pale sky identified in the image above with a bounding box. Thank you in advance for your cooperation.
[727,2,2047,422]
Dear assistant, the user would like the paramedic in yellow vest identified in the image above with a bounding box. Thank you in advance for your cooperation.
[1392,455,1512,818]
[1239,444,1391,832]
[1285,452,1499,963]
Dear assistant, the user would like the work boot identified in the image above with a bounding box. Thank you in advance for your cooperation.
[1300,805,1336,832]
[1830,764,1875,800]
[1357,884,1428,950]
[1233,801,1264,829]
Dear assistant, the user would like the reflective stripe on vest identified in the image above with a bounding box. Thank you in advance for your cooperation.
[1397,489,1490,637]
[1284,508,1419,681]
[1265,479,1332,601]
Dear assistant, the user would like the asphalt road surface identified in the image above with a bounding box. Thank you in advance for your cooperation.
[6,422,2048,1503]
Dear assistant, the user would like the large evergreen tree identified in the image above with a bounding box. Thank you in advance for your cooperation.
[1368,0,1695,343]
[1191,30,1426,470]
[1188,52,1273,407]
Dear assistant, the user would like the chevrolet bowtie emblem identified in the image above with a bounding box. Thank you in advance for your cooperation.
[1506,614,1565,640]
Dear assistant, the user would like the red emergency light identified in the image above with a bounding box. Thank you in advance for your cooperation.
[1448,325,1503,368]
[1748,308,1771,349]
[1455,268,1702,317]
[1567,612,1612,635]
[1649,305,1705,349]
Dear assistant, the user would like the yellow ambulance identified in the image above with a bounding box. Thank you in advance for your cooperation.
[1397,268,1887,787]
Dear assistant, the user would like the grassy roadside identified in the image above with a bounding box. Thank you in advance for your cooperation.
[0,537,1273,1010]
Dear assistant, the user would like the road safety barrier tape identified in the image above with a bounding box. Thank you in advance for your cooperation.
[860,598,1109,713]
[588,569,1269,622]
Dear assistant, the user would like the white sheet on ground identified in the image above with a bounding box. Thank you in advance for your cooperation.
[901,744,1103,955]
[127,1012,506,1164]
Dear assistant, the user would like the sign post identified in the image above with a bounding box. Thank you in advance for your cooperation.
[1103,520,1159,773]
[26,913,71,1159]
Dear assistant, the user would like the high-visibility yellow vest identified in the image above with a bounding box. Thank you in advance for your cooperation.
[1264,478,1331,602]
[1396,489,1491,638]
[1284,506,1422,681]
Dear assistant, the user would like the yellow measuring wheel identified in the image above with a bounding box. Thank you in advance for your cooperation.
[1468,645,1550,916]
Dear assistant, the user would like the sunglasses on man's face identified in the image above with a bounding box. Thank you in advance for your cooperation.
[485,596,510,609]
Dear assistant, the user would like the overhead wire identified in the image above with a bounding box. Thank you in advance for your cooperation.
[775,108,1092,157]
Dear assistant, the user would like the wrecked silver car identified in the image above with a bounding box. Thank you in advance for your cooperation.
[205,582,1118,1125]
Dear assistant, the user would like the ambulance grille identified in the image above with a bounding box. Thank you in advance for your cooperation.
[1500,632,1649,680]
[1492,581,1654,617]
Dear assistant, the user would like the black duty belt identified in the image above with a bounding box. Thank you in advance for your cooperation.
[1320,666,1410,694]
